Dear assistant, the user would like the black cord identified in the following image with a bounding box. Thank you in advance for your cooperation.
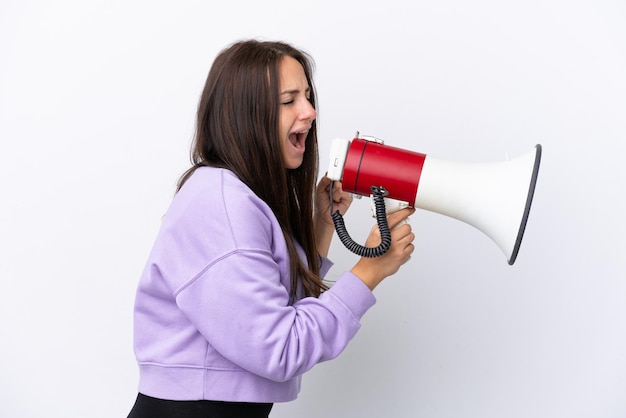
[330,183,392,258]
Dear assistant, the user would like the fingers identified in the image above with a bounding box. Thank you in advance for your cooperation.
[332,185,352,204]
[393,224,414,241]
[317,176,349,200]
[366,215,415,252]
[397,230,416,256]
[392,223,414,248]
[353,216,416,289]
[316,176,331,196]
[327,181,353,214]
[386,207,415,229]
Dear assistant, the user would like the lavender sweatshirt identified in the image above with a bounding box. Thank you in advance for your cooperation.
[133,167,376,402]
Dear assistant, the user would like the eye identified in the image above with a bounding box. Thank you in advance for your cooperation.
[281,99,294,106]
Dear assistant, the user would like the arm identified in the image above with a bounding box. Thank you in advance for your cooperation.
[175,248,376,383]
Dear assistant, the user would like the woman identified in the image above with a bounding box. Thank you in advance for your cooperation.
[128,39,415,417]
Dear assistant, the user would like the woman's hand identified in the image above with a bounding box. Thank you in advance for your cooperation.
[350,208,416,290]
[314,175,353,225]
[314,175,353,257]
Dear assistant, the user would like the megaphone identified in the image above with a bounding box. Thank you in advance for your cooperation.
[327,133,542,265]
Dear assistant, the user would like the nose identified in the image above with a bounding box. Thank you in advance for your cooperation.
[301,100,316,122]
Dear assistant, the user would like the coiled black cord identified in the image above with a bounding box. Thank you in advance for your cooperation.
[330,183,392,258]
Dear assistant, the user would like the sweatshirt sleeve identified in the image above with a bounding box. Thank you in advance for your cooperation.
[175,250,376,383]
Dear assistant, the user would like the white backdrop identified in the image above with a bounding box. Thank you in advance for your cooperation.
[1,1,625,417]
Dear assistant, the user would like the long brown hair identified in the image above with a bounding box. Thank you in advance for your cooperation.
[178,40,327,298]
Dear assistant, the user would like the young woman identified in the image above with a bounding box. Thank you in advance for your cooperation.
[127,40,415,418]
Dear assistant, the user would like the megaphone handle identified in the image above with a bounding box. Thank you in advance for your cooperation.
[371,197,410,229]
[331,185,392,258]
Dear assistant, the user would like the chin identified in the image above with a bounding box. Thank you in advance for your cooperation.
[285,159,304,170]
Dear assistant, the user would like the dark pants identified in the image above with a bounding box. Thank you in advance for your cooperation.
[127,393,274,418]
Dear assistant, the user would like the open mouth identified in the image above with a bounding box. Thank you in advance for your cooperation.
[289,129,308,150]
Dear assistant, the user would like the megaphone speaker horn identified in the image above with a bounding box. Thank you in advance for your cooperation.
[414,144,541,265]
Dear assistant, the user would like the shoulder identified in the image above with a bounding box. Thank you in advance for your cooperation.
[168,167,280,250]
[147,167,286,290]
[179,167,263,207]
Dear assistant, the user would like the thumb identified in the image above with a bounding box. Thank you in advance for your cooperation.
[386,207,415,229]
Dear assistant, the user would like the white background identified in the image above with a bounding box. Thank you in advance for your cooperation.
[1,1,625,417]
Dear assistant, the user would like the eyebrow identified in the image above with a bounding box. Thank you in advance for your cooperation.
[280,87,311,96]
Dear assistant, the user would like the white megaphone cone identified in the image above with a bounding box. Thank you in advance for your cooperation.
[327,134,542,265]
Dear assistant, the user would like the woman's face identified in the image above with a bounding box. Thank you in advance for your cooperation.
[278,56,316,169]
